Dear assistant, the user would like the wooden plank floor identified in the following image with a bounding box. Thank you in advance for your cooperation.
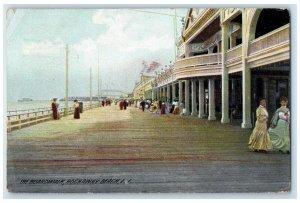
[7,105,291,193]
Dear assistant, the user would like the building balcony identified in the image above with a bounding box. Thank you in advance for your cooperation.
[248,23,290,68]
[225,44,242,73]
[174,53,222,79]
[226,44,242,64]
[174,24,290,79]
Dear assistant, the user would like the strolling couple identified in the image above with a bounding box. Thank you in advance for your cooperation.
[248,96,290,154]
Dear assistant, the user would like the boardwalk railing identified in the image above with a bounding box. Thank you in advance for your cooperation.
[7,103,100,132]
[7,107,53,116]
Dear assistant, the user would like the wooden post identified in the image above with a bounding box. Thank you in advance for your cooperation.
[7,117,11,133]
[35,112,38,124]
[27,113,30,126]
[18,115,21,129]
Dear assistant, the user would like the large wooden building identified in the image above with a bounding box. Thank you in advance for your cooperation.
[152,8,290,128]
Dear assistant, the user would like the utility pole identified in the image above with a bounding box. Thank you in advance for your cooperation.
[90,66,92,108]
[172,8,178,103]
[173,8,178,60]
[65,44,69,116]
[97,46,100,102]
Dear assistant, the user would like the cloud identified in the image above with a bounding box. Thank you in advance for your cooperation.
[71,38,98,67]
[92,9,174,52]
[22,39,65,56]
[92,9,130,27]
[142,35,174,52]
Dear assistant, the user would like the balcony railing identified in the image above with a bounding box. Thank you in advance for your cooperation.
[175,53,221,69]
[226,44,242,62]
[249,24,290,55]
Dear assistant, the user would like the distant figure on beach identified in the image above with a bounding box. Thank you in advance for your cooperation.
[73,99,80,119]
[51,98,60,120]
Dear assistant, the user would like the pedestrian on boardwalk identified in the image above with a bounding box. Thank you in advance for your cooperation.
[151,101,156,113]
[172,100,179,115]
[73,99,80,119]
[248,98,272,153]
[161,102,166,115]
[51,98,60,120]
[123,100,127,110]
[159,100,162,110]
[102,100,105,107]
[149,103,154,112]
[140,100,146,112]
[268,96,290,154]
[119,100,124,110]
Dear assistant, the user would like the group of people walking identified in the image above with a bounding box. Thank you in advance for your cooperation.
[137,99,181,115]
[102,99,111,107]
[248,96,290,154]
[119,99,130,110]
[51,98,80,120]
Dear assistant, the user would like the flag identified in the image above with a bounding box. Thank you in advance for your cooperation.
[146,61,161,73]
[140,60,148,74]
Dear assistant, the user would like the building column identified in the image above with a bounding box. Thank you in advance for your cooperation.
[185,80,190,115]
[172,82,176,102]
[198,78,205,118]
[221,22,230,123]
[158,87,161,100]
[241,10,252,128]
[167,85,171,103]
[208,78,216,120]
[152,88,155,101]
[156,87,159,100]
[191,79,197,116]
[184,42,190,57]
[179,81,183,104]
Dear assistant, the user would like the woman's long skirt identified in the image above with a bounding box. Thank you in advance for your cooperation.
[74,108,80,119]
[248,120,272,151]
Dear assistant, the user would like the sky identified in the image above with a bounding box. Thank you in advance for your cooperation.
[5,8,188,101]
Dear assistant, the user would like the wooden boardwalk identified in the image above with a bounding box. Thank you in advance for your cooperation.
[6,105,291,193]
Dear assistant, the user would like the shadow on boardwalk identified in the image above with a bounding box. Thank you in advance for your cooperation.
[6,105,290,193]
